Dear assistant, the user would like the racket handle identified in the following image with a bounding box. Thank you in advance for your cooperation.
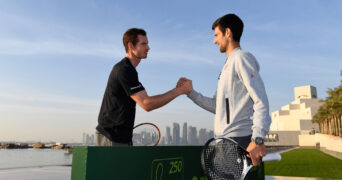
[262,153,281,162]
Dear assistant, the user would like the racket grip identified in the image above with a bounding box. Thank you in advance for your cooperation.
[262,153,281,162]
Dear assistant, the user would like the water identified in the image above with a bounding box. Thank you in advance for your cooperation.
[0,149,72,169]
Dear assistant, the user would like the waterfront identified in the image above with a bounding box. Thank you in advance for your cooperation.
[0,148,340,180]
[0,166,338,180]
[0,149,72,169]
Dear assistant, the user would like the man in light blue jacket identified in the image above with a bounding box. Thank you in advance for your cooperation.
[180,14,271,168]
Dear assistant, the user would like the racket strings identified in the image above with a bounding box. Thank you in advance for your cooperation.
[203,139,245,180]
[133,126,158,146]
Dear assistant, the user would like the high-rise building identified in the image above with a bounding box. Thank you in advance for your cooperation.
[198,128,208,145]
[208,130,214,139]
[181,122,188,145]
[165,126,172,145]
[188,126,198,145]
[82,133,86,144]
[172,123,180,145]
[90,134,95,145]
[159,137,165,145]
[82,133,95,145]
[162,123,214,146]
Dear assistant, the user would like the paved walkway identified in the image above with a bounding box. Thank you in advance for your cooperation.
[0,166,340,180]
[0,166,71,180]
[266,176,341,180]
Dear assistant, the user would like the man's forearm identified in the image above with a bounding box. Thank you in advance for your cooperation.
[187,90,216,113]
[132,79,192,112]
[143,88,182,111]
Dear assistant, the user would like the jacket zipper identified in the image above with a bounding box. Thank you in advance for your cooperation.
[225,98,230,124]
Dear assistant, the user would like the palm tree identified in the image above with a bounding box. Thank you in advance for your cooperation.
[313,83,342,136]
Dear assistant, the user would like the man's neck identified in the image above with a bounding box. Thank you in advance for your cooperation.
[126,53,141,68]
[226,41,240,56]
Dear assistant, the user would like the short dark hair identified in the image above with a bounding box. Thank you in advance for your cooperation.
[122,28,147,52]
[212,14,244,42]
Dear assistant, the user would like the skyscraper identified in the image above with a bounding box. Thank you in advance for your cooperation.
[159,137,165,145]
[188,126,198,145]
[198,128,208,145]
[82,133,86,145]
[82,133,95,145]
[172,123,180,145]
[165,126,171,145]
[208,130,214,140]
[181,122,188,145]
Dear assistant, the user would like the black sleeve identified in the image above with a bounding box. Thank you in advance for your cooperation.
[117,67,145,96]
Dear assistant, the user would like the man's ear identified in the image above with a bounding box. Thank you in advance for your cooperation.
[128,42,134,51]
[225,28,232,38]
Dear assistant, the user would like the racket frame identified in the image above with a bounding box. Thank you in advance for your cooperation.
[202,136,281,180]
[133,122,161,146]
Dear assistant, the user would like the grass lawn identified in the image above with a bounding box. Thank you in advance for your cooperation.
[265,148,342,179]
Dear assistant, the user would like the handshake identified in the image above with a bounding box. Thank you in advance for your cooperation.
[176,77,193,95]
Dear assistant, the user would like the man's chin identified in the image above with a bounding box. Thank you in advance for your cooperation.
[219,47,226,53]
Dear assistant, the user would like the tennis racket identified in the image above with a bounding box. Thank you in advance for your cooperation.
[132,122,161,146]
[201,137,281,180]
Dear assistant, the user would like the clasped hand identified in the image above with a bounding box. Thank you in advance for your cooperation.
[176,77,193,95]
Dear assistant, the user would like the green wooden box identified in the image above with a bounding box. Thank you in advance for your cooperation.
[71,146,264,180]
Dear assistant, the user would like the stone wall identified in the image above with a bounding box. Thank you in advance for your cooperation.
[298,133,342,160]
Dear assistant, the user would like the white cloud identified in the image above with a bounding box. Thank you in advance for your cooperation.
[0,9,222,66]
[255,49,340,74]
[250,21,282,33]
[0,103,96,115]
[0,91,100,107]
[0,36,220,65]
[0,39,123,58]
[149,50,216,65]
[0,91,99,142]
[0,10,124,58]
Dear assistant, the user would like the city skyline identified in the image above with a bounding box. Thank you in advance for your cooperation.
[0,122,213,144]
[159,122,214,146]
[1,0,341,142]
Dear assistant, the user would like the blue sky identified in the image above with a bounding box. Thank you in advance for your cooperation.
[0,0,341,142]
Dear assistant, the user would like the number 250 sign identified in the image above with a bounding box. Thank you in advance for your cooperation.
[151,157,184,180]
